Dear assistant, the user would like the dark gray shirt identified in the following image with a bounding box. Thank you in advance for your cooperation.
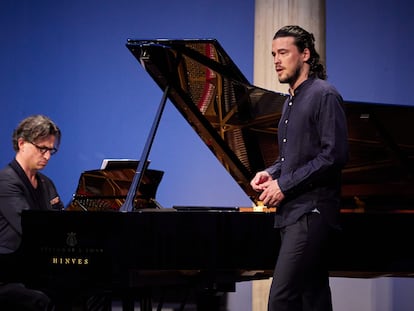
[266,77,348,228]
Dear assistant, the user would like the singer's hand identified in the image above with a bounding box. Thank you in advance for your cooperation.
[250,171,272,191]
[258,179,285,207]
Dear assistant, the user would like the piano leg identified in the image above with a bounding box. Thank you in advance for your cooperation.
[140,296,152,311]
[196,291,226,311]
[121,298,134,311]
[118,286,227,310]
[120,292,152,311]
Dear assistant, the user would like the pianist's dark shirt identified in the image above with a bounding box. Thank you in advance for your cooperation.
[0,159,63,255]
[266,77,348,229]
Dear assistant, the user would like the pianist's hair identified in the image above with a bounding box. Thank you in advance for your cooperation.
[12,115,61,152]
[274,25,327,80]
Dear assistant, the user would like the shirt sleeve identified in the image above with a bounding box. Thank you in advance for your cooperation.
[265,158,282,179]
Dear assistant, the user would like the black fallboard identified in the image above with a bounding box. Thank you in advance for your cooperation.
[21,209,278,292]
[21,209,414,289]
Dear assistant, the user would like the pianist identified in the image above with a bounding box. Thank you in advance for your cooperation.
[0,114,63,310]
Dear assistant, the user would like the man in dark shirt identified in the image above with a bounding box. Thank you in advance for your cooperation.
[0,115,63,310]
[250,25,348,311]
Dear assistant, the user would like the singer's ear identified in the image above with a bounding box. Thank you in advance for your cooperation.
[302,47,311,63]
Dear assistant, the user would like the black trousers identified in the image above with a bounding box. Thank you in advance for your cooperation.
[268,212,335,311]
[0,282,52,311]
[0,251,53,311]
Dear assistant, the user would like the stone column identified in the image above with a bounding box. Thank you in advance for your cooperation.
[253,0,326,93]
[252,1,325,310]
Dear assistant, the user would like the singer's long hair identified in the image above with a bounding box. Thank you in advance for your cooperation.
[273,25,327,80]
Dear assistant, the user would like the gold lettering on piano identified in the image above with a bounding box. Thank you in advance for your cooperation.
[51,257,89,265]
[36,231,105,265]
[41,246,104,254]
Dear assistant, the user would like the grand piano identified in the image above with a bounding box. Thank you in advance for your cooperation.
[20,39,414,310]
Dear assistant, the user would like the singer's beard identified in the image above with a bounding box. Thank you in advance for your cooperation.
[278,66,301,86]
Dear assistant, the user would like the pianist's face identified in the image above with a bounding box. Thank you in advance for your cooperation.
[17,135,57,171]
[272,36,310,90]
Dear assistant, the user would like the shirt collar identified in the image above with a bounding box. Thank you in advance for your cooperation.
[289,76,316,97]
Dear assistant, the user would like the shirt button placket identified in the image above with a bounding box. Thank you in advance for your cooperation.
[280,99,292,164]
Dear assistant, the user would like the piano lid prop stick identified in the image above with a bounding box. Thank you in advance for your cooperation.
[120,85,170,212]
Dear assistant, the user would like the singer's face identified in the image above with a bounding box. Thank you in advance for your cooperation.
[271,36,310,89]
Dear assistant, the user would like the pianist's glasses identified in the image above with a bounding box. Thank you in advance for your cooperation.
[30,142,58,155]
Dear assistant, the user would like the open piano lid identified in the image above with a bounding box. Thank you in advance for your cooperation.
[126,39,414,211]
[126,39,287,201]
